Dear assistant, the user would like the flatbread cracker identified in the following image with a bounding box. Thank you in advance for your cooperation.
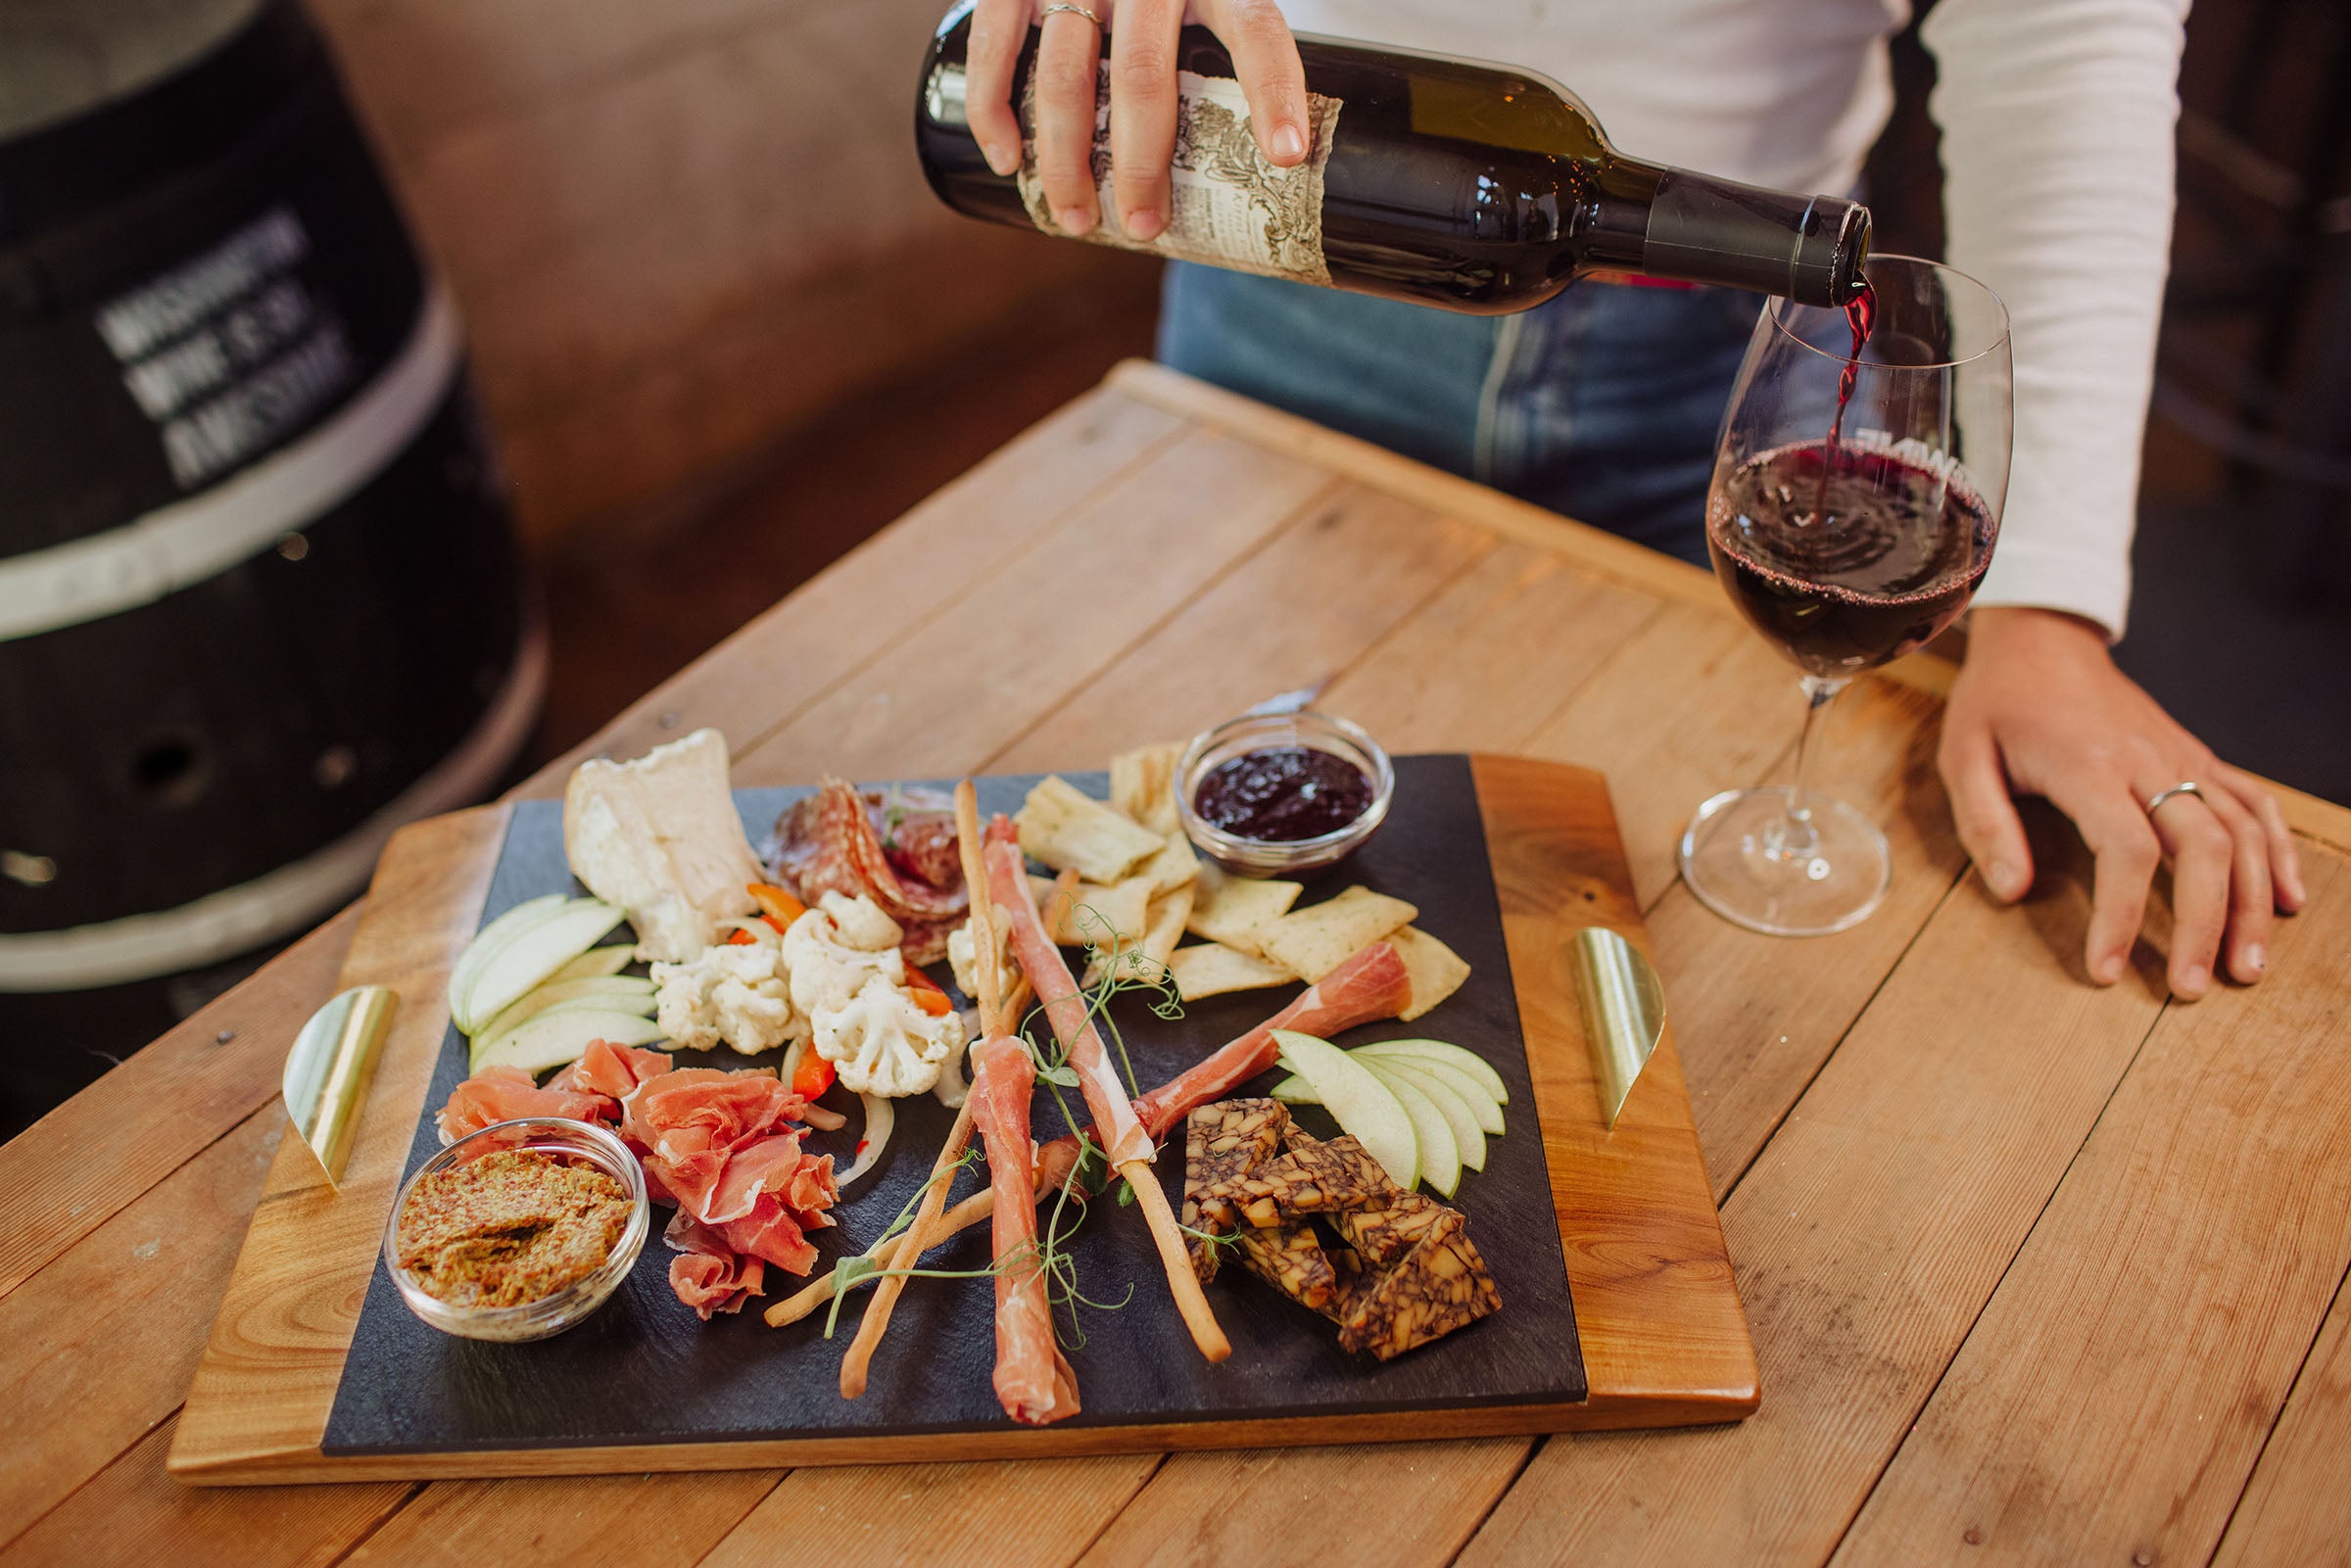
[1258,886,1418,982]
[1030,873,1153,949]
[1016,775,1164,883]
[1109,740,1186,836]
[1090,880,1195,988]
[1167,941,1298,1001]
[1386,926,1472,1022]
[1185,868,1303,957]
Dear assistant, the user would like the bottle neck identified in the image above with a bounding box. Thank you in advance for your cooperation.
[1591,166,1870,307]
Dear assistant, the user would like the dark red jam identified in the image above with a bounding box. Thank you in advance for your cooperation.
[1193,746,1372,842]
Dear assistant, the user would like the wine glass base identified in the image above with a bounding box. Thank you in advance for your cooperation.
[1678,786,1892,936]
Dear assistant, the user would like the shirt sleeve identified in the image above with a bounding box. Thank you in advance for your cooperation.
[1918,0,2189,640]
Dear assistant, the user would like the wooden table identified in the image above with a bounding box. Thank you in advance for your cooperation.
[8,361,2350,1566]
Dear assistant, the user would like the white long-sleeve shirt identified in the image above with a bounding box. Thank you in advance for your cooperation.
[1280,0,2188,638]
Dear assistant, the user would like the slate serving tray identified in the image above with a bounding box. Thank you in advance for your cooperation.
[323,755,1586,1454]
[171,750,1757,1484]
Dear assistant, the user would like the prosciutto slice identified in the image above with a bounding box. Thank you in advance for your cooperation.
[768,780,969,962]
[971,1034,1080,1425]
[665,1212,767,1319]
[436,1053,840,1312]
[984,819,1155,1169]
[559,1039,672,1100]
[621,1067,838,1280]
[1032,937,1415,1195]
[434,1066,614,1144]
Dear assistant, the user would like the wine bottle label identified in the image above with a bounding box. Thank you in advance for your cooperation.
[1018,66,1342,284]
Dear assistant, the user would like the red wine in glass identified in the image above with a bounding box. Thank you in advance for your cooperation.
[1709,440,1994,677]
[1682,256,2010,938]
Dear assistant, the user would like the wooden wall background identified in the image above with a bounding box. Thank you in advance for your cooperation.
[308,0,1132,546]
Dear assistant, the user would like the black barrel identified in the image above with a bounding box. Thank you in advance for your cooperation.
[0,0,539,1099]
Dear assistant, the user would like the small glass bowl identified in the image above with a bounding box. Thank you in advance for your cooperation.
[1176,709,1395,877]
[383,1117,648,1343]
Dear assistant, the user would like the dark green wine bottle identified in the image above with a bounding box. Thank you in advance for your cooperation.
[915,2,1870,314]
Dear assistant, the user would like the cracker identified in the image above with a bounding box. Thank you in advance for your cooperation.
[1109,740,1186,836]
[1016,775,1164,883]
[1386,925,1472,1022]
[1088,880,1195,989]
[1167,941,1298,1001]
[1026,873,1146,948]
[1184,866,1303,957]
[1258,886,1418,983]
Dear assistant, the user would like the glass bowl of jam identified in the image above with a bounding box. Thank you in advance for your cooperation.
[1176,710,1394,877]
[384,1117,649,1343]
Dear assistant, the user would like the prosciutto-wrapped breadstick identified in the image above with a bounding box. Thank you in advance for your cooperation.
[764,935,1417,1332]
[969,1033,1079,1423]
[984,817,1229,1362]
[1034,937,1414,1194]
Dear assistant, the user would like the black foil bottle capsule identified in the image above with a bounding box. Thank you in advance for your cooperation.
[915,1,1871,314]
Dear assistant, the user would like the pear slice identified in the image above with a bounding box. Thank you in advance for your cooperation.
[1271,1029,1416,1192]
[1353,1037,1509,1106]
[472,978,658,1065]
[1368,1055,1489,1172]
[474,1007,666,1078]
[1367,1059,1459,1197]
[546,944,638,983]
[458,899,627,1034]
[447,894,568,1028]
[1270,1071,1319,1106]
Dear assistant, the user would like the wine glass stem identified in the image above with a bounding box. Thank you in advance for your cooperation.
[1769,674,1849,861]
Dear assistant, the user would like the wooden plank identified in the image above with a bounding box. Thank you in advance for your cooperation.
[168,807,511,1482]
[731,427,1340,785]
[1643,675,1970,1199]
[1518,599,1807,910]
[1835,844,2351,1565]
[993,485,1493,770]
[1468,754,1757,1423]
[0,1419,409,1568]
[1454,816,2170,1565]
[1110,359,2351,859]
[1316,542,1663,756]
[2212,1267,2351,1568]
[1103,360,1735,621]
[0,1106,283,1545]
[339,1472,783,1568]
[1079,1442,1525,1568]
[701,1457,1159,1568]
[516,384,1187,797]
[0,905,356,1300]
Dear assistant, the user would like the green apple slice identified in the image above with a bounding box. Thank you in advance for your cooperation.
[1354,1037,1509,1105]
[1370,1053,1504,1135]
[1271,1072,1319,1106]
[546,944,638,983]
[1271,1029,1416,1191]
[1370,1056,1488,1172]
[458,899,627,1034]
[447,894,568,1028]
[474,1007,666,1077]
[473,978,658,1063]
[1368,1059,1458,1197]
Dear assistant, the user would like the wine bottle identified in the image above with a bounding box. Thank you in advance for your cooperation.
[915,3,1870,313]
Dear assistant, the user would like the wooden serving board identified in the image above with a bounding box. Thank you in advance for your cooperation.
[170,754,1755,1484]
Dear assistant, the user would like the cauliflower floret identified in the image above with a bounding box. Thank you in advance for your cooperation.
[814,973,965,1097]
[785,893,905,1017]
[947,913,1015,1003]
[650,927,806,1056]
[819,889,903,952]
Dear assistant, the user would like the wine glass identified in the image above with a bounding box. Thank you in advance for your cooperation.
[1679,255,2012,936]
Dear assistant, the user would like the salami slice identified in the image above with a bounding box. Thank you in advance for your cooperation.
[767,779,970,940]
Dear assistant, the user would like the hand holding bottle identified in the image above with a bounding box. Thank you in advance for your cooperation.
[959,0,1310,242]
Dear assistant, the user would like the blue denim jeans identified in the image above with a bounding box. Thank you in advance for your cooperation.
[1155,262,1766,567]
